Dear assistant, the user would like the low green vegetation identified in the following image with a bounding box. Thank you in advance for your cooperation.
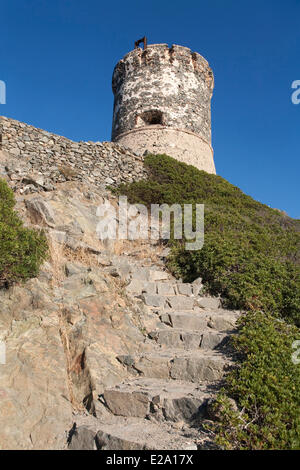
[0,178,48,287]
[116,154,299,326]
[213,312,300,449]
[116,154,300,449]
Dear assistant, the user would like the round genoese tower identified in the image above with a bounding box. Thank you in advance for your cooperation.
[111,42,216,174]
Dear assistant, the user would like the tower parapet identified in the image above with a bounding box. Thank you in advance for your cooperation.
[111,43,216,174]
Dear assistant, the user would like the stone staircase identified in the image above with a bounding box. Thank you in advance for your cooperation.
[68,257,240,450]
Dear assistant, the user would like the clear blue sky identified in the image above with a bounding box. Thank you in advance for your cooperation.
[1,0,299,218]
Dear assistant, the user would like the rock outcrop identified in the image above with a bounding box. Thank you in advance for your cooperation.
[0,157,240,450]
[66,255,239,450]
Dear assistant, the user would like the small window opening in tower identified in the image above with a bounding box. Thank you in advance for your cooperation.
[137,110,164,127]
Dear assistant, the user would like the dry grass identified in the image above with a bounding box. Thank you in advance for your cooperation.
[47,239,104,286]
[58,308,87,412]
[63,245,100,268]
[57,165,79,180]
[47,238,67,285]
[111,238,165,264]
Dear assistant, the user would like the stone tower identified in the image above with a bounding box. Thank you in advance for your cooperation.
[111,43,216,174]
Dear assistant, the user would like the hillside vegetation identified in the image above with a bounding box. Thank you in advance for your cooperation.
[0,179,48,287]
[116,154,300,449]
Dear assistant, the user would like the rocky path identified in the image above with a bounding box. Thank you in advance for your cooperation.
[69,257,239,450]
[0,182,240,450]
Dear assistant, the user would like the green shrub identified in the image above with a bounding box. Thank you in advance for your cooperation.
[115,154,300,449]
[212,311,300,450]
[116,154,300,326]
[0,179,48,286]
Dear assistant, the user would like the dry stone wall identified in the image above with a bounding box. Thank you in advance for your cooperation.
[0,116,147,193]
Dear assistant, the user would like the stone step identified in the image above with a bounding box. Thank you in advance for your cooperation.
[103,377,212,422]
[106,260,176,283]
[149,328,228,350]
[126,279,197,297]
[160,311,237,332]
[141,293,195,310]
[130,267,171,282]
[197,296,221,310]
[117,349,229,383]
[95,418,198,450]
[69,417,215,450]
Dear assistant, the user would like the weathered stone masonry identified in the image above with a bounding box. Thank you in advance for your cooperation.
[0,116,147,192]
[0,44,216,194]
[112,44,216,174]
